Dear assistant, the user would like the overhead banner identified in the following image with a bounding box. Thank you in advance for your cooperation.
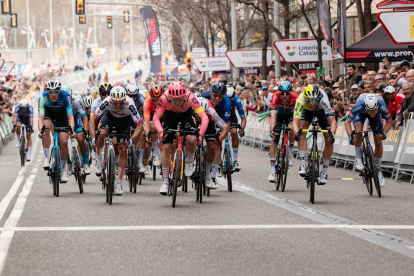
[317,0,332,44]
[337,0,345,59]
[140,6,162,75]
[273,39,332,63]
[193,56,231,72]
[0,62,15,77]
[226,49,272,68]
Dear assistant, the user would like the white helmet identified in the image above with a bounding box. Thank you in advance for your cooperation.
[126,83,139,95]
[82,96,93,108]
[198,97,209,112]
[110,86,127,102]
[226,86,235,99]
[20,99,29,108]
[46,79,61,91]
[194,92,201,98]
[364,94,379,111]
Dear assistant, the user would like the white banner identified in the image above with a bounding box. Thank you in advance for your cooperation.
[273,39,332,62]
[92,48,106,55]
[193,56,231,72]
[225,48,272,68]
[10,65,17,75]
[23,64,32,73]
[0,62,15,77]
[192,47,227,58]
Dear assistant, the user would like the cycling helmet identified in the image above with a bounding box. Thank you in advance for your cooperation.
[211,82,227,95]
[61,87,72,97]
[303,84,320,102]
[126,83,139,95]
[20,99,29,108]
[279,80,292,91]
[158,85,165,95]
[46,79,61,91]
[110,86,127,102]
[168,82,186,98]
[364,94,379,111]
[226,86,235,99]
[148,86,162,98]
[194,92,201,98]
[99,83,113,95]
[82,96,93,108]
[198,97,209,112]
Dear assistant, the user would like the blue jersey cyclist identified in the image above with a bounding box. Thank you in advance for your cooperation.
[64,88,91,176]
[225,87,246,171]
[12,99,34,161]
[345,94,393,188]
[38,80,75,183]
[200,82,231,186]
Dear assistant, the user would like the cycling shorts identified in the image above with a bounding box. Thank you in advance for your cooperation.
[162,108,197,145]
[350,112,383,136]
[98,112,131,145]
[230,109,239,128]
[44,108,70,133]
[74,113,83,133]
[274,113,293,135]
[17,116,32,132]
[300,109,331,130]
[204,120,217,142]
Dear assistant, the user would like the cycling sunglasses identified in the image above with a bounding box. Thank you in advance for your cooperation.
[112,101,125,106]
[305,98,318,104]
[280,91,290,96]
[152,97,159,103]
[47,90,60,95]
[171,97,185,104]
[211,92,224,99]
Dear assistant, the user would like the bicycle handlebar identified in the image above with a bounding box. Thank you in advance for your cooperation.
[302,129,329,133]
[40,125,73,135]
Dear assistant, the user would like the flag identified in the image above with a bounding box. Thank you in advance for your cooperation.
[317,0,332,45]
[140,6,162,75]
[116,60,127,71]
[337,0,346,60]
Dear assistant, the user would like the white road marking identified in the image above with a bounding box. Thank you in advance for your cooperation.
[1,224,414,231]
[0,174,36,275]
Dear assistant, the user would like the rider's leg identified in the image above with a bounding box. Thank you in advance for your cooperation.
[15,122,21,139]
[138,133,145,172]
[230,127,239,162]
[161,143,173,186]
[373,135,383,168]
[184,135,197,176]
[206,141,216,175]
[42,119,53,165]
[58,131,69,171]
[353,123,364,159]
[211,142,221,178]
[298,120,309,167]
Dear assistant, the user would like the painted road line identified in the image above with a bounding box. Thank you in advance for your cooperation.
[216,178,414,259]
[0,174,36,275]
[1,224,414,232]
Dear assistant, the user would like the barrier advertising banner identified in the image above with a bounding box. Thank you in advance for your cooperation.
[225,48,272,68]
[274,39,332,63]
[0,62,14,77]
[140,6,162,75]
[193,56,231,72]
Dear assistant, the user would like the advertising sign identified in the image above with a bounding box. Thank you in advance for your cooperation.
[193,56,231,72]
[273,39,332,63]
[0,59,4,71]
[0,62,14,77]
[140,6,162,74]
[23,64,32,73]
[378,10,414,44]
[192,47,227,58]
[225,48,272,68]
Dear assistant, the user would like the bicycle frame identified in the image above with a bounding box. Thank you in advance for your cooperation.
[172,136,184,180]
[223,133,233,170]
[51,127,62,174]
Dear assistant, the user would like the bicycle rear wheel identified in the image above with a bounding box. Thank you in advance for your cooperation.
[361,148,373,195]
[281,144,289,192]
[75,153,84,194]
[54,149,60,197]
[172,150,181,207]
[197,147,203,203]
[275,150,281,190]
[225,144,232,192]
[107,149,115,205]
[368,146,381,197]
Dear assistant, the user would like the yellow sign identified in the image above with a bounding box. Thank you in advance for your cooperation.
[410,15,414,38]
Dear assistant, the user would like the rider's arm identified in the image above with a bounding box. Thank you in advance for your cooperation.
[68,114,75,133]
[292,95,304,134]
[38,96,47,132]
[219,122,231,141]
[29,118,33,131]
[240,116,247,130]
[153,102,165,133]
[235,95,247,130]
[209,109,226,129]
[195,106,209,136]
[327,116,337,134]
[344,118,353,137]
[270,110,277,131]
[89,116,96,139]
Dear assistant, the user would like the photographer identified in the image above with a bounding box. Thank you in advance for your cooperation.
[393,60,410,89]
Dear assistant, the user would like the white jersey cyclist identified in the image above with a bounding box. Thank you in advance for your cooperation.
[93,95,141,123]
[91,97,102,114]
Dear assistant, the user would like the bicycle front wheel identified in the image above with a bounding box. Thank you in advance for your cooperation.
[172,150,182,207]
[275,150,281,190]
[20,136,25,166]
[73,149,83,194]
[107,149,115,205]
[362,148,373,195]
[225,144,232,192]
[153,165,157,181]
[54,149,60,197]
[281,144,289,192]
[309,146,316,204]
[368,146,381,197]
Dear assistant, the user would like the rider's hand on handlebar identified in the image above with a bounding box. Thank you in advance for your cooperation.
[92,138,96,147]
[382,130,387,141]
[348,135,354,146]
[295,130,302,142]
[238,129,245,137]
[198,136,203,145]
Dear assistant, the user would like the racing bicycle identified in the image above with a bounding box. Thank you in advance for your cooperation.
[274,124,291,192]
[70,137,84,194]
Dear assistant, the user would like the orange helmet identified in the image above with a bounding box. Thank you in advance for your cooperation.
[150,86,162,98]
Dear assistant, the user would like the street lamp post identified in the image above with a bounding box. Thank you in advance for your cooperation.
[49,0,53,66]
[26,0,31,63]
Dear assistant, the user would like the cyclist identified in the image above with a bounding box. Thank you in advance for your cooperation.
[143,86,163,168]
[91,83,112,172]
[38,80,75,183]
[293,84,336,185]
[200,82,231,182]
[12,99,34,161]
[345,94,392,187]
[153,82,209,195]
[65,87,91,176]
[268,80,298,182]
[125,83,147,174]
[82,96,93,118]
[225,86,246,171]
[197,97,228,188]
[90,86,143,195]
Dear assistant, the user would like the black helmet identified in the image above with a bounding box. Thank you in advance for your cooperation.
[211,82,227,95]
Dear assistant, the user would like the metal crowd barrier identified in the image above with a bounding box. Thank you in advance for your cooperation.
[240,112,414,184]
[0,115,15,153]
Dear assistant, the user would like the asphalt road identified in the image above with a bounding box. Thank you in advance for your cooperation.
[2,86,414,274]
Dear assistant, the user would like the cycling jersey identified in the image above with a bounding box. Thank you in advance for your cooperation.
[71,96,87,118]
[14,104,34,119]
[200,90,232,122]
[133,93,146,116]
[143,96,157,121]
[270,92,299,114]
[293,91,333,119]
[91,97,102,114]
[230,95,245,118]
[203,98,226,129]
[93,96,141,125]
[387,93,404,119]
[154,90,208,135]
[39,91,73,115]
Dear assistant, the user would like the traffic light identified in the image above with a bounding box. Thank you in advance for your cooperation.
[185,52,192,71]
[57,48,63,58]
[11,13,17,28]
[164,53,169,65]
[124,11,129,23]
[1,0,11,15]
[76,0,85,15]
[107,16,113,29]
[79,15,86,25]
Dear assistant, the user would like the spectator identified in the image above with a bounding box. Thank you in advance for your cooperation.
[307,75,316,84]
[348,84,360,108]
[364,81,373,93]
[235,85,242,97]
[357,65,367,75]
[367,70,376,82]
[394,60,411,88]
[97,72,102,86]
[396,82,414,129]
[361,74,368,82]
[346,64,362,94]
[378,69,388,80]
[406,69,414,84]
[104,72,109,83]
[374,74,385,88]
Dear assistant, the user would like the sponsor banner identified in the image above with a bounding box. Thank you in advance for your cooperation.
[225,48,272,68]
[240,68,261,75]
[274,39,332,63]
[193,56,231,72]
[337,0,345,58]
[382,126,403,163]
[192,47,227,58]
[317,0,332,44]
[140,6,162,74]
[400,121,414,166]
